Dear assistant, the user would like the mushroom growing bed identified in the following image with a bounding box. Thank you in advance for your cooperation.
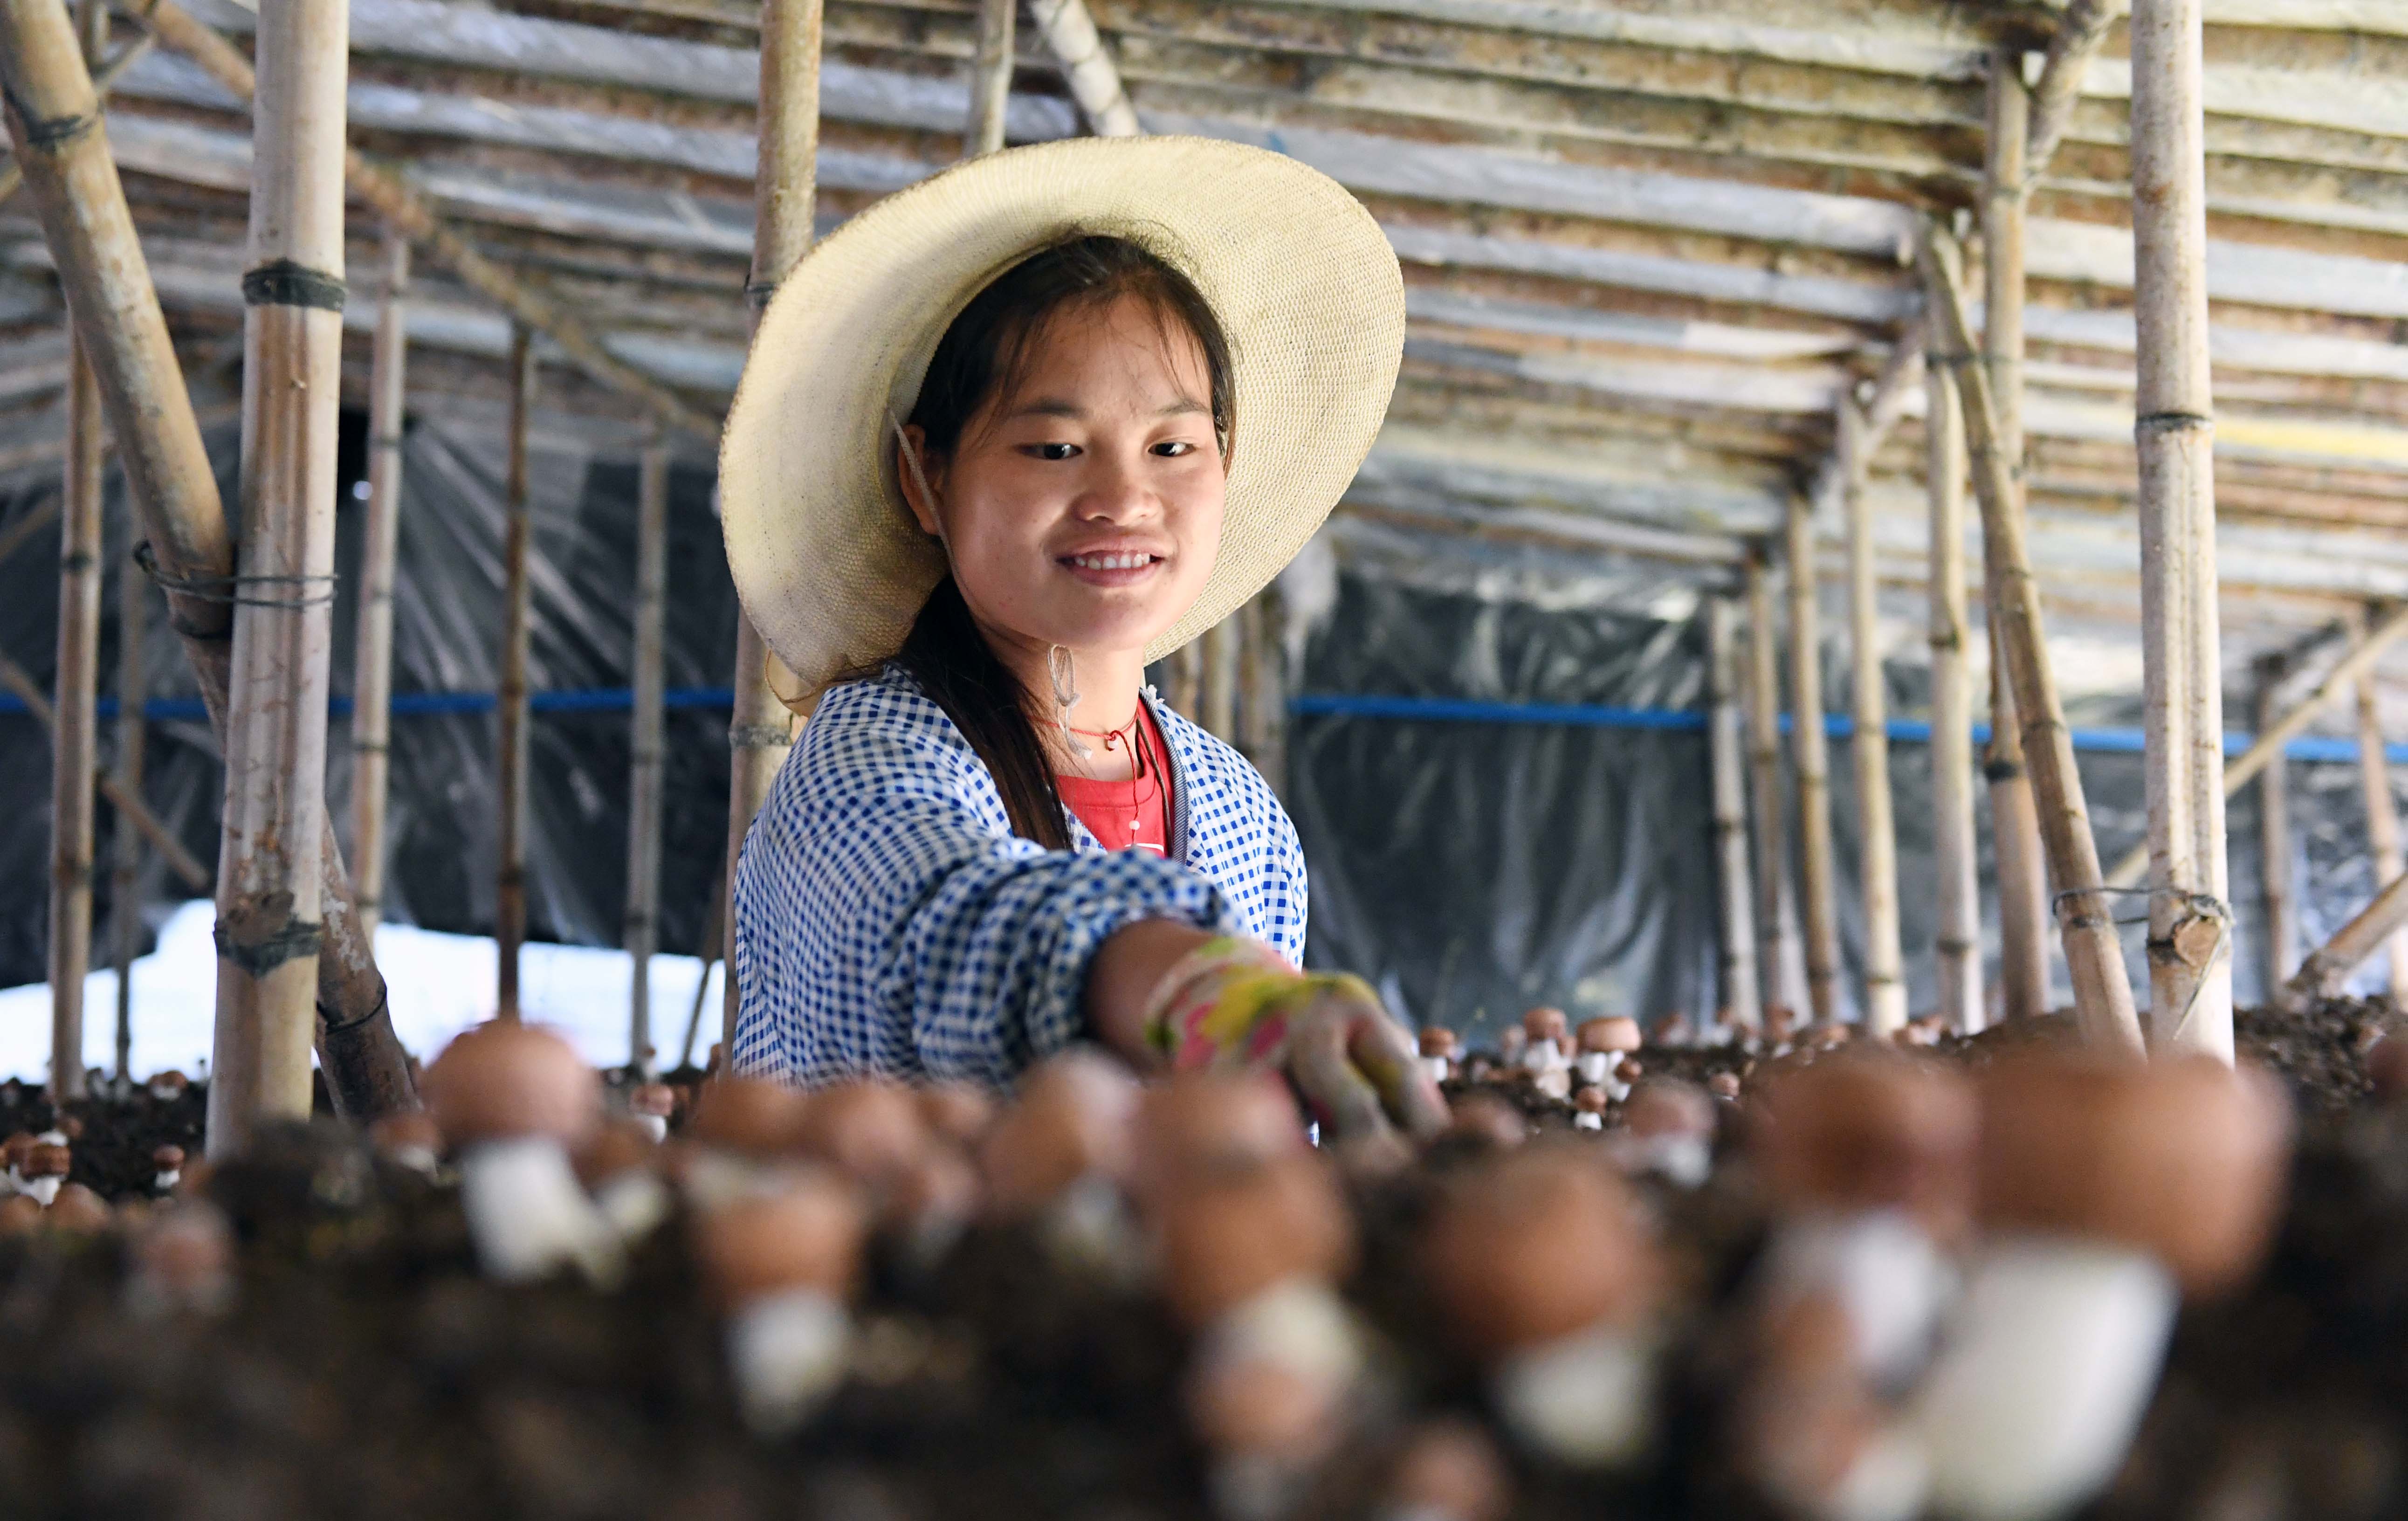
[0,1001,2400,1521]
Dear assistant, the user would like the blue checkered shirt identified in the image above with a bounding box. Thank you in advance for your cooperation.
[728,664,1307,1086]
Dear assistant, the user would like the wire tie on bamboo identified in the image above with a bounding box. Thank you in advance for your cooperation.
[318,984,391,1037]
[1,90,93,151]
[213,917,324,978]
[241,260,346,312]
[744,280,779,312]
[133,540,338,611]
[729,722,795,750]
[371,433,406,453]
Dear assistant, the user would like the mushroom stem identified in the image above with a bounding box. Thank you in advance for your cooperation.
[1766,1210,1956,1394]
[458,1136,625,1287]
[1911,1237,2177,1521]
[725,1286,851,1436]
[1493,1322,1655,1467]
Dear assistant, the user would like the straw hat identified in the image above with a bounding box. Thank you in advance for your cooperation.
[718,135,1405,707]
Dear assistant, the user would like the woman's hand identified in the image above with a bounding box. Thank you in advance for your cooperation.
[1099,929,1449,1143]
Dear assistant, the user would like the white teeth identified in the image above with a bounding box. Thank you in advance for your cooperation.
[1070,552,1152,570]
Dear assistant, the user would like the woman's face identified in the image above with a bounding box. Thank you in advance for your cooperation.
[902,292,1226,663]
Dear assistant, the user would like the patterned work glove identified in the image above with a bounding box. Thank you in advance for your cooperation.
[1141,937,1451,1142]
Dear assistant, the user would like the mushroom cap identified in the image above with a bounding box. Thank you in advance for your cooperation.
[2367,1033,2408,1105]
[0,1196,41,1235]
[1522,1007,1570,1045]
[0,1132,33,1170]
[1975,1054,2291,1297]
[152,1144,186,1170]
[1805,1022,1853,1051]
[628,1082,677,1119]
[1420,1026,1459,1059]
[1445,1094,1529,1149]
[573,1118,661,1188]
[1707,1072,1743,1100]
[1156,1153,1354,1327]
[1573,1086,1610,1115]
[886,1143,980,1231]
[1424,1146,1660,1354]
[1752,1054,1977,1235]
[978,1051,1139,1217]
[796,1080,930,1185]
[23,1142,69,1180]
[1577,1017,1644,1055]
[1389,1420,1512,1521]
[1133,1071,1307,1204]
[686,1076,811,1158]
[1624,1080,1715,1142]
[1187,1349,1341,1462]
[423,1021,601,1147]
[916,1082,998,1146]
[693,1170,866,1308]
[46,1183,109,1233]
[150,1069,189,1091]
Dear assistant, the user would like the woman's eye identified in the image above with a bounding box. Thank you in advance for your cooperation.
[1153,440,1196,457]
[1025,442,1079,461]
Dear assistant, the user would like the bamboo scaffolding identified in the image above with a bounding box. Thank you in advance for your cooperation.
[495,322,535,1022]
[1918,224,2147,1060]
[1926,328,1984,1034]
[1167,639,1203,719]
[625,431,669,1076]
[206,0,351,1155]
[1983,46,2054,1022]
[1236,591,1286,792]
[1706,594,1762,1030]
[0,499,61,570]
[964,0,1015,157]
[350,230,408,942]
[1027,0,1140,137]
[1202,617,1238,743]
[1783,495,1838,1025]
[2284,870,2408,1012]
[0,0,412,1120]
[50,234,102,1105]
[1839,400,1906,1037]
[722,0,821,1059]
[143,0,716,441]
[1742,545,1807,1017]
[2131,0,2232,1061]
[681,855,727,1073]
[111,430,146,1087]
[2348,609,2408,995]
[0,648,208,891]
[2255,656,2299,987]
[2026,0,2125,176]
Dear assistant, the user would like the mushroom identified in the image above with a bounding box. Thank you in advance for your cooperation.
[1419,1027,1459,1087]
[1444,1094,1529,1152]
[0,1195,43,1235]
[884,1143,980,1276]
[2367,1032,2408,1105]
[795,1080,930,1193]
[1651,1012,1692,1050]
[681,1076,813,1211]
[692,1171,867,1436]
[977,1051,1142,1275]
[916,1081,997,1148]
[1520,1008,1571,1075]
[1751,1055,1977,1394]
[1496,1025,1527,1068]
[0,1131,34,1196]
[1708,1071,1743,1101]
[1572,1086,1608,1133]
[1132,1071,1307,1210]
[1382,1419,1512,1521]
[421,1020,623,1287]
[1157,1153,1361,1520]
[151,1144,185,1194]
[370,1111,444,1177]
[1610,1080,1716,1189]
[1575,1019,1643,1095]
[1736,1284,1930,1521]
[627,1081,677,1143]
[1422,1145,1664,1466]
[20,1142,68,1207]
[1910,1055,2290,1521]
[126,1201,237,1318]
[45,1183,109,1233]
[576,1118,674,1243]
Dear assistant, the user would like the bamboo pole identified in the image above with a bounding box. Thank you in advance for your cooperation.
[722,0,821,1057]
[0,648,208,891]
[1743,545,1808,1017]
[2348,609,2408,996]
[1784,495,1839,1025]
[963,0,1015,158]
[111,432,146,1086]
[1202,616,1238,743]
[681,854,728,1073]
[1167,639,1203,718]
[2284,869,2408,1012]
[496,321,535,1022]
[1983,46,2053,1022]
[1918,224,2147,1060]
[625,430,669,1076]
[2025,0,2125,177]
[1236,590,1286,791]
[2105,603,2408,888]
[1926,328,1984,1035]
[50,47,104,1103]
[351,229,407,942]
[0,0,414,1120]
[2131,0,2232,1062]
[143,0,716,441]
[0,499,61,570]
[208,0,351,1156]
[1840,401,1906,1037]
[1706,594,1762,1031]
[1026,0,1139,137]
[2254,655,2298,987]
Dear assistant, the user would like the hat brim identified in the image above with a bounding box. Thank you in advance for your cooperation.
[718,135,1405,704]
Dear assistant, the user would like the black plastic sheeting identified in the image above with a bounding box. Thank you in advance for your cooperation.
[1288,571,2405,1037]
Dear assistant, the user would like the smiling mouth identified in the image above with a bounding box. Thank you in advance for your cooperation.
[1061,552,1163,571]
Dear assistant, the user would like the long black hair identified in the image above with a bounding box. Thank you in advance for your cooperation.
[891,234,1234,848]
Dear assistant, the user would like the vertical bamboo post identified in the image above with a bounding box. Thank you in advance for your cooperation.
[1744,546,1808,1015]
[351,229,407,942]
[1168,639,1203,717]
[964,0,1014,158]
[1926,325,1985,1034]
[49,122,103,1104]
[495,321,534,1021]
[2131,0,2232,1062]
[625,430,669,1076]
[1839,403,1906,1036]
[722,0,821,1057]
[1784,498,1840,1024]
[1236,591,1286,789]
[1983,47,2053,1022]
[111,436,146,1086]
[2348,609,2408,995]
[1707,594,1763,1030]
[209,0,349,1155]
[2255,655,2298,987]
[1202,617,1238,743]
[1919,225,2146,1059]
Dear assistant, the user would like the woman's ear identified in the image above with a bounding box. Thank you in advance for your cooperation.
[895,423,946,539]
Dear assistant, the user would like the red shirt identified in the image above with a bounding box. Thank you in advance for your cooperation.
[1056,702,1172,856]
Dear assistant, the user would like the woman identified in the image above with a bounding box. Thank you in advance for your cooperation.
[717,136,1442,1142]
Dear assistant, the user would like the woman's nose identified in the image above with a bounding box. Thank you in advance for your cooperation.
[1074,450,1157,521]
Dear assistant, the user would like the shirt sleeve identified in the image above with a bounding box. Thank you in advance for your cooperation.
[730,681,1249,1086]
